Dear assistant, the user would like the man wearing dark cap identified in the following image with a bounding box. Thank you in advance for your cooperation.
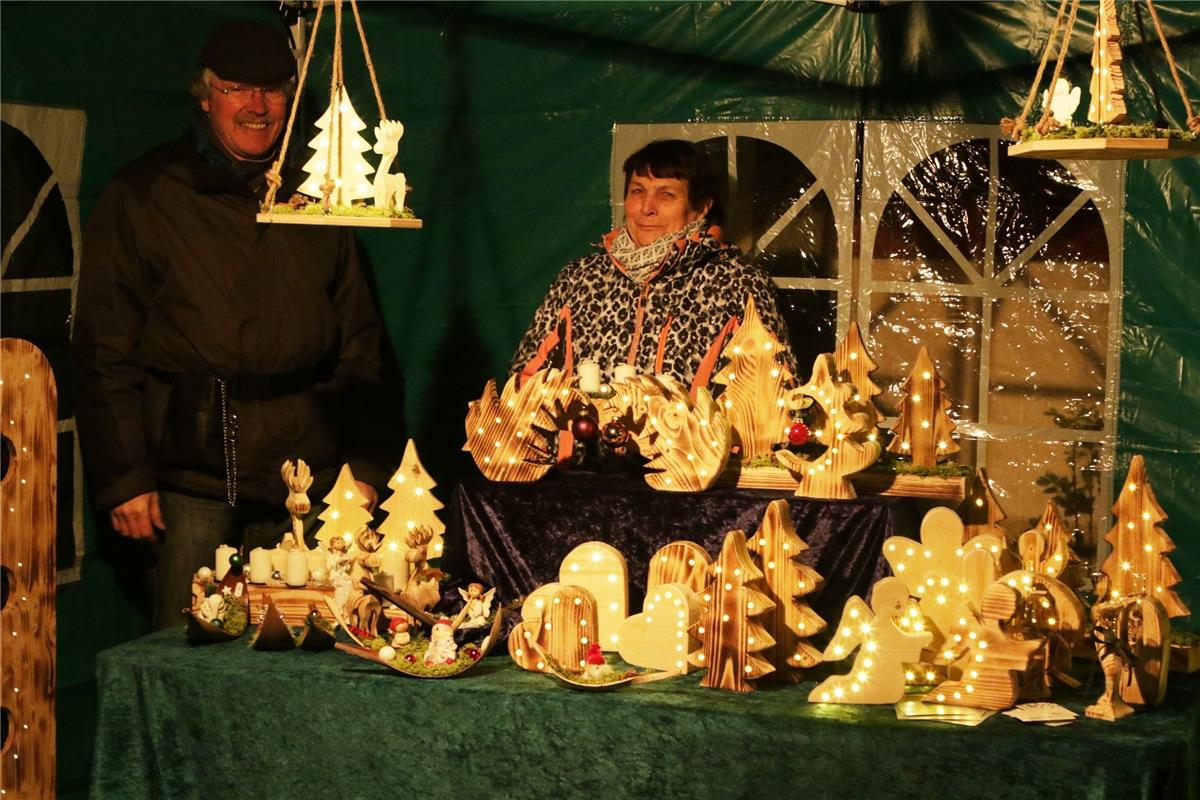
[72,20,388,629]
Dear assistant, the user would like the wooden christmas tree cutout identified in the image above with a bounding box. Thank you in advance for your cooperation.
[1018,501,1079,582]
[378,440,446,562]
[957,468,1007,542]
[315,463,373,552]
[1101,455,1188,617]
[746,500,826,681]
[558,542,628,651]
[464,368,582,482]
[1088,0,1128,125]
[886,346,959,468]
[775,354,882,499]
[688,531,776,692]
[926,583,1045,711]
[809,578,932,705]
[833,320,883,428]
[710,294,796,460]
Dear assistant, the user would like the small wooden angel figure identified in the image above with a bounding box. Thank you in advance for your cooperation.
[809,577,933,705]
[281,459,313,547]
[423,618,458,666]
[452,582,497,630]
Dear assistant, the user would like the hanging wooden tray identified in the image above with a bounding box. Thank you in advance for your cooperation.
[256,212,423,228]
[1008,137,1200,160]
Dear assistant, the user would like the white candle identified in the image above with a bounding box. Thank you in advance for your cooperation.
[285,549,309,587]
[578,360,601,394]
[269,547,289,575]
[248,548,272,584]
[214,545,237,581]
[380,544,408,591]
[614,363,637,382]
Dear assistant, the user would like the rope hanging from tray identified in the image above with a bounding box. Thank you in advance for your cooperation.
[262,0,391,213]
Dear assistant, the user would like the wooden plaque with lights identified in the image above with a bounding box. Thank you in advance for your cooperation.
[1,338,56,799]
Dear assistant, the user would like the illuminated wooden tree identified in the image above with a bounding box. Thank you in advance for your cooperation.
[464,368,580,482]
[710,294,796,459]
[925,583,1044,711]
[688,531,776,692]
[315,464,373,551]
[378,440,446,561]
[957,468,1007,541]
[776,355,881,499]
[886,346,959,468]
[834,320,883,427]
[1018,501,1079,583]
[1087,0,1127,125]
[882,507,1005,662]
[508,583,598,672]
[747,499,825,681]
[297,86,375,206]
[809,578,932,705]
[1101,456,1188,618]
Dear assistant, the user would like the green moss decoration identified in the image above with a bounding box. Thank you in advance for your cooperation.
[222,602,248,638]
[264,202,417,219]
[1019,124,1196,143]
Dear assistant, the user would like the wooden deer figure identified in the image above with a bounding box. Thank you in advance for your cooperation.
[372,120,407,213]
[281,459,313,550]
[404,526,443,612]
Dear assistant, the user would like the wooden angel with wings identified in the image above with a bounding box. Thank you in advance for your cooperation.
[809,577,932,704]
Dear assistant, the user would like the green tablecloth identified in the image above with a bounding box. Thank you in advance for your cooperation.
[93,630,1199,800]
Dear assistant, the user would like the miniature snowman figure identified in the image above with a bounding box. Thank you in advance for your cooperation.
[583,642,610,680]
[388,614,412,647]
[423,618,458,666]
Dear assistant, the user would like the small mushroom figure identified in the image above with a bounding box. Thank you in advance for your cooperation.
[388,614,412,647]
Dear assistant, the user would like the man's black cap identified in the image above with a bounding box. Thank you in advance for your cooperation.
[199,21,296,85]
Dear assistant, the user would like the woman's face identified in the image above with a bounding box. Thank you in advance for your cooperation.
[624,172,710,246]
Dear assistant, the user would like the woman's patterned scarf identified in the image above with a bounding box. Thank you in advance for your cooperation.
[608,218,707,283]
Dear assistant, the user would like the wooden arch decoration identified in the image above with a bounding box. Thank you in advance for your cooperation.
[1,338,57,799]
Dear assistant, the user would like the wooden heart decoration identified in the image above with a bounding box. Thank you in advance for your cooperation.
[616,583,699,674]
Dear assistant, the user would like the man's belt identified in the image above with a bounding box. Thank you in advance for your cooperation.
[154,369,324,402]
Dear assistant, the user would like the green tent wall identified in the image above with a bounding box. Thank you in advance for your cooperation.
[1,2,1197,794]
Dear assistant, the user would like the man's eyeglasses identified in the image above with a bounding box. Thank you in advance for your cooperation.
[212,85,290,104]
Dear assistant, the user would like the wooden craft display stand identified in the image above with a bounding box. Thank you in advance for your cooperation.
[256,212,422,228]
[1008,138,1200,160]
[248,585,336,626]
[0,339,57,799]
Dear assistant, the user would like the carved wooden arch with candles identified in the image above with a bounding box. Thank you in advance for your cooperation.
[1,338,57,798]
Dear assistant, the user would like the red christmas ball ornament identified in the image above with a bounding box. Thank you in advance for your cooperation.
[571,415,599,442]
[788,421,810,446]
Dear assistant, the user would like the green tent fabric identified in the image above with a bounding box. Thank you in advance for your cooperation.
[1,2,1197,795]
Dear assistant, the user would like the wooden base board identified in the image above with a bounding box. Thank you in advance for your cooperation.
[720,465,966,501]
[1169,644,1200,674]
[247,585,336,626]
[1008,137,1200,161]
[256,212,423,228]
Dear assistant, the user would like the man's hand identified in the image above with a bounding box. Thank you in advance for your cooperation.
[110,491,165,541]
[355,480,378,514]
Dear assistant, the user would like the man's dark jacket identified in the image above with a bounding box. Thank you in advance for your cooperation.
[73,130,387,510]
